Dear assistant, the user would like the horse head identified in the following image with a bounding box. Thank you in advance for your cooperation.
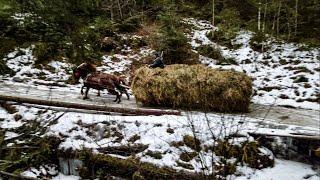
[73,63,97,83]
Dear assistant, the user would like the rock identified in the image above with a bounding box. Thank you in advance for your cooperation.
[14,114,22,121]
[101,37,117,52]
[12,77,25,83]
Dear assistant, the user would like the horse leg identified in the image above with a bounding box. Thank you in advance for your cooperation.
[83,87,90,99]
[97,90,101,96]
[108,89,121,103]
[81,86,84,95]
[120,89,130,100]
[125,90,130,100]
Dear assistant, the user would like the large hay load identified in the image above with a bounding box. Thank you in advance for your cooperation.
[131,64,252,113]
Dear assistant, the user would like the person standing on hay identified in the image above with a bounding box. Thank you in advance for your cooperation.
[149,51,164,69]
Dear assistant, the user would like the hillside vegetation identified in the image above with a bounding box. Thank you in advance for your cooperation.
[0,0,319,72]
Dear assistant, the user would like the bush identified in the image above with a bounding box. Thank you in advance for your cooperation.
[91,17,116,37]
[150,27,198,65]
[116,15,142,33]
[196,45,237,65]
[250,31,268,52]
[196,45,224,61]
[148,9,199,65]
[33,42,58,64]
[207,28,239,49]
[131,64,252,113]
[0,59,14,76]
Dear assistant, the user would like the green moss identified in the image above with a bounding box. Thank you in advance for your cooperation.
[214,162,237,176]
[128,134,141,143]
[241,141,274,169]
[145,150,163,159]
[132,171,146,180]
[217,57,238,65]
[176,161,194,170]
[170,141,185,148]
[214,140,241,159]
[180,151,198,162]
[196,45,225,62]
[279,59,288,65]
[183,135,201,151]
[79,149,205,179]
[214,140,274,172]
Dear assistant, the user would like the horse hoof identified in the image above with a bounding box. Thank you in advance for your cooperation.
[83,97,89,100]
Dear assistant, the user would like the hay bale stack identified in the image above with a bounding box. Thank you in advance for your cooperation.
[131,64,252,113]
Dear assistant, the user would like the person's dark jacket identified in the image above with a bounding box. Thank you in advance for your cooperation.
[149,56,164,68]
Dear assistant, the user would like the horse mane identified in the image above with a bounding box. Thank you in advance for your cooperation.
[86,63,97,73]
[77,62,97,73]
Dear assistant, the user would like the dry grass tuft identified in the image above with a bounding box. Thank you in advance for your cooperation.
[131,64,252,113]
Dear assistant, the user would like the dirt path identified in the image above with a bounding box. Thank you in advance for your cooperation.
[0,81,319,137]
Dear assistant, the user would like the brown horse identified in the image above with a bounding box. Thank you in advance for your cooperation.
[73,63,129,103]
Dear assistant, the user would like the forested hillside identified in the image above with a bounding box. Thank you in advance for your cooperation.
[1,0,319,72]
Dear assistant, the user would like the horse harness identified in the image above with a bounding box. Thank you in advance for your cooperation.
[84,73,120,92]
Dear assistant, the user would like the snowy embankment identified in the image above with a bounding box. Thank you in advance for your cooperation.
[0,18,319,179]
[184,18,319,110]
[1,105,319,179]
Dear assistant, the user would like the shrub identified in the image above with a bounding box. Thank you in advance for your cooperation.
[149,28,198,65]
[148,9,199,65]
[197,45,223,60]
[250,31,268,52]
[91,17,116,37]
[0,38,15,76]
[196,45,237,65]
[116,15,142,33]
[207,28,239,49]
[33,42,58,64]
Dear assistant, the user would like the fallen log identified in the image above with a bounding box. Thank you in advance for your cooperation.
[0,171,40,180]
[248,131,320,141]
[0,94,181,116]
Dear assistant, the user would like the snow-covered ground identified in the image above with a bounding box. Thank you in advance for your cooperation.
[0,18,319,179]
[1,104,319,179]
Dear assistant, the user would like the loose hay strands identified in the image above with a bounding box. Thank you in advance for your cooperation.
[131,64,252,113]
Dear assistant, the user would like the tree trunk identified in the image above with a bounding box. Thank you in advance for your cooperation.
[212,0,215,38]
[258,1,261,31]
[295,0,298,36]
[110,0,114,21]
[262,0,267,32]
[117,0,123,19]
[276,0,282,37]
[286,10,291,41]
[272,0,277,36]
